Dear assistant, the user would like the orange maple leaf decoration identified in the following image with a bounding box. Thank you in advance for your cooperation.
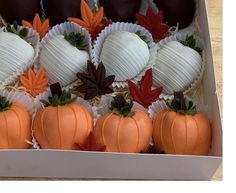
[68,0,109,40]
[22,13,49,40]
[20,68,49,97]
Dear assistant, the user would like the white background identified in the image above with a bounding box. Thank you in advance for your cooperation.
[0,0,233,192]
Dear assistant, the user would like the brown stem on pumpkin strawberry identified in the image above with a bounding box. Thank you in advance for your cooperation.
[41,83,76,107]
[167,91,197,116]
[174,91,186,110]
[50,82,62,97]
[110,94,135,117]
[0,96,12,112]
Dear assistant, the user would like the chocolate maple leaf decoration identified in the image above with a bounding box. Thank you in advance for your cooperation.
[76,61,115,100]
[22,13,49,40]
[20,68,49,97]
[68,0,111,40]
[75,132,106,152]
[136,7,171,41]
[128,69,163,108]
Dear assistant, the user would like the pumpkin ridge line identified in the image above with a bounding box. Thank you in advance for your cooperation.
[117,116,122,152]
[69,104,78,150]
[209,121,212,154]
[192,116,199,155]
[3,112,9,149]
[80,105,90,137]
[57,107,62,149]
[15,103,29,142]
[131,115,140,153]
[9,106,22,147]
[30,113,34,146]
[41,107,51,148]
[170,114,178,154]
[184,116,188,154]
[208,120,212,154]
[101,113,113,152]
[160,110,169,153]
[153,111,160,149]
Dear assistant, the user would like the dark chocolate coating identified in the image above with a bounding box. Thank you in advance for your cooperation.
[99,0,141,23]
[154,0,195,29]
[44,0,81,26]
[0,0,40,24]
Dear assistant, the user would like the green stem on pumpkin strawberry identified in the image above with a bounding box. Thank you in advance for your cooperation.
[41,82,76,107]
[110,94,135,117]
[0,96,12,112]
[167,91,197,116]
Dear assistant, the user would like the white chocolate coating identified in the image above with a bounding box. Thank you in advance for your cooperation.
[153,41,202,94]
[0,32,34,82]
[40,35,89,87]
[100,31,150,81]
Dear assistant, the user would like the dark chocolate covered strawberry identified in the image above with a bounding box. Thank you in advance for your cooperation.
[154,0,195,29]
[99,0,141,23]
[0,0,40,24]
[44,0,82,26]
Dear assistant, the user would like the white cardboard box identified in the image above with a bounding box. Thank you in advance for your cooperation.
[0,0,222,180]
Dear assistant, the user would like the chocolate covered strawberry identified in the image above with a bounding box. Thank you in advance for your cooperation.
[44,0,82,26]
[154,0,195,29]
[99,0,141,23]
[0,0,40,23]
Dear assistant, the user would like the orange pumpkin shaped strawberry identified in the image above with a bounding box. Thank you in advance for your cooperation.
[153,92,211,155]
[33,83,93,150]
[0,96,32,149]
[94,94,153,153]
[75,132,106,152]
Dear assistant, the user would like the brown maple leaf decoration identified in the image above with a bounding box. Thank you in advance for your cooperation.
[128,69,163,108]
[136,7,171,41]
[75,132,106,152]
[76,61,115,100]
[20,68,49,97]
